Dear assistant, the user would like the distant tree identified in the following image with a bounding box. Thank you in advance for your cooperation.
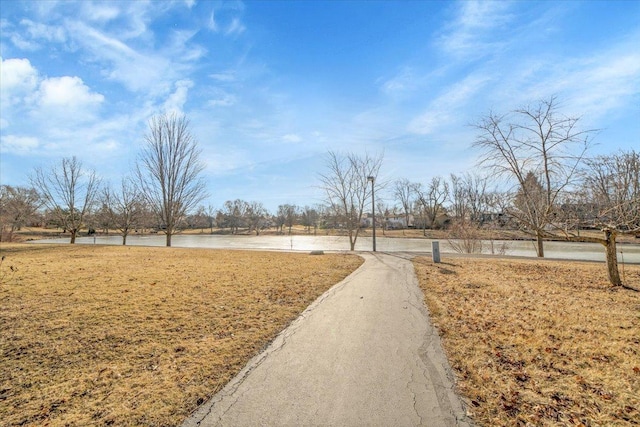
[413,176,449,233]
[553,150,640,287]
[215,210,226,232]
[473,96,594,257]
[136,113,207,247]
[90,202,112,235]
[318,151,383,250]
[275,206,287,233]
[277,204,299,234]
[0,185,42,241]
[300,205,320,234]
[512,170,548,232]
[376,200,391,235]
[246,201,268,235]
[206,204,217,233]
[102,177,145,245]
[448,173,491,224]
[393,178,416,233]
[187,206,210,232]
[222,199,248,234]
[31,156,100,244]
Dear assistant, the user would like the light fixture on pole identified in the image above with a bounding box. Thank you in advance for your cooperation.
[367,176,376,252]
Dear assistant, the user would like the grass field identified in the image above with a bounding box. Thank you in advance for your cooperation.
[413,257,640,426]
[0,244,363,426]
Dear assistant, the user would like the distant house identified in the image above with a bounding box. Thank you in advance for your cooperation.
[385,214,414,229]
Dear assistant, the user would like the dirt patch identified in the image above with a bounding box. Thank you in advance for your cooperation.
[0,244,362,426]
[413,257,640,426]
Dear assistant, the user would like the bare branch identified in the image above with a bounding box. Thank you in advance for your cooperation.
[136,113,208,246]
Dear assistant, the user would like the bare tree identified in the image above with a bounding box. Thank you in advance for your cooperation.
[0,185,42,241]
[376,200,391,236]
[31,157,100,244]
[221,199,248,234]
[413,176,449,234]
[300,205,320,234]
[318,151,383,251]
[246,201,268,235]
[136,113,208,247]
[393,178,416,234]
[449,173,491,224]
[102,177,145,245]
[206,204,217,233]
[551,150,640,287]
[473,96,594,256]
[277,204,299,234]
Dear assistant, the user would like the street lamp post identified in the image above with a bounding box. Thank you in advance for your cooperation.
[367,176,376,252]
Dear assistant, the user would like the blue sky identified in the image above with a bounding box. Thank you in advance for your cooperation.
[1,0,639,212]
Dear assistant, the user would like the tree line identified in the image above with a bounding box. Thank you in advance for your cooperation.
[1,98,638,286]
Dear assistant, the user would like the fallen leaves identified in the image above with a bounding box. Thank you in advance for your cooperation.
[414,257,640,427]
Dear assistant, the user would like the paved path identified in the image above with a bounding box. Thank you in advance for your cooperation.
[182,253,471,427]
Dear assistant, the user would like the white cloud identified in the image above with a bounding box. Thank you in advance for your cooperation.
[167,29,206,62]
[408,73,491,135]
[64,20,172,93]
[83,4,120,22]
[20,19,66,43]
[66,19,137,57]
[63,16,207,97]
[77,1,152,40]
[380,67,416,95]
[207,11,218,32]
[38,76,104,108]
[163,79,194,114]
[489,31,640,123]
[0,57,39,105]
[226,17,245,36]
[0,135,40,155]
[1,17,67,51]
[437,1,513,59]
[210,71,236,82]
[558,53,640,120]
[207,93,237,107]
[283,134,302,143]
[93,138,120,153]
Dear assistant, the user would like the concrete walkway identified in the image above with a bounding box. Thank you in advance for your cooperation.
[182,253,471,427]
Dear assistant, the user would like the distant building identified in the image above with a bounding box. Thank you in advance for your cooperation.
[385,214,414,229]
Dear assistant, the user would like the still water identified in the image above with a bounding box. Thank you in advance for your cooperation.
[32,234,640,264]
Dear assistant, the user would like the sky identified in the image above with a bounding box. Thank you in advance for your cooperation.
[1,0,639,212]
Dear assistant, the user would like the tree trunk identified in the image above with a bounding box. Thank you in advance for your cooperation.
[166,232,172,247]
[349,229,357,251]
[536,230,544,257]
[122,233,128,245]
[603,229,622,286]
[70,230,77,244]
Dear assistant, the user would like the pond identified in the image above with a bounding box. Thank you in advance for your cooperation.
[31,234,640,264]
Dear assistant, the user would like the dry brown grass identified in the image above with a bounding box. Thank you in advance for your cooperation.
[413,257,640,426]
[0,244,362,426]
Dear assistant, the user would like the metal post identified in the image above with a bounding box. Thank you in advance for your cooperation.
[368,176,376,252]
[432,241,441,263]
